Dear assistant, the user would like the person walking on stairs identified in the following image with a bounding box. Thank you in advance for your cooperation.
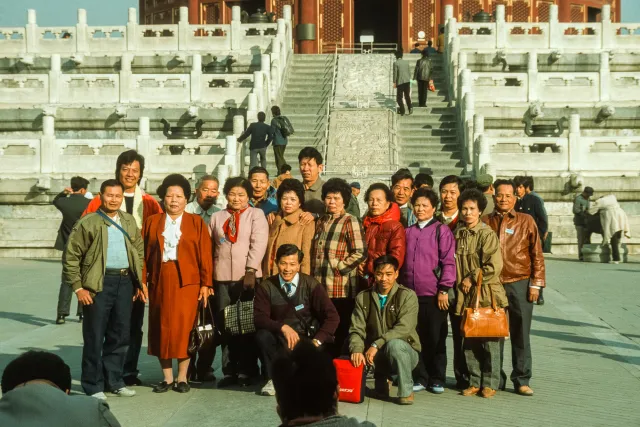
[238,112,274,170]
[414,49,433,108]
[394,49,413,116]
[271,106,293,174]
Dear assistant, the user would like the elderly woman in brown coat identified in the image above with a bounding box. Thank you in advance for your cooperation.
[454,189,507,399]
[263,179,315,276]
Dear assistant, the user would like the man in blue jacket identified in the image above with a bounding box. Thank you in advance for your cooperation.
[238,112,274,170]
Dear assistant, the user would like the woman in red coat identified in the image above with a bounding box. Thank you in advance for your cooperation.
[359,183,406,283]
[142,174,213,394]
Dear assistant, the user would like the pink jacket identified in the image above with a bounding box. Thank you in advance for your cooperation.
[209,207,269,282]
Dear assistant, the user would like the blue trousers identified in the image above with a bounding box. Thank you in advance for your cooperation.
[81,274,133,395]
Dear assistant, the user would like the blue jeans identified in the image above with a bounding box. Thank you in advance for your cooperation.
[81,273,133,395]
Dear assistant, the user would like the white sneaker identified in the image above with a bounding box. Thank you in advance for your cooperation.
[112,387,136,397]
[91,392,107,401]
[261,379,276,396]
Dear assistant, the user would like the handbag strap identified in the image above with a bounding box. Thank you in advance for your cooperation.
[97,210,131,242]
[193,299,215,329]
[274,280,311,333]
[473,269,483,310]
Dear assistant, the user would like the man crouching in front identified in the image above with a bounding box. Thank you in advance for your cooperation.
[348,255,420,405]
[63,179,145,401]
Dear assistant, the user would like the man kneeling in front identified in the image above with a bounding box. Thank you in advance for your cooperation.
[254,243,340,396]
[349,255,420,405]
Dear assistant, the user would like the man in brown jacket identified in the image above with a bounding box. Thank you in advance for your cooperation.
[483,179,545,397]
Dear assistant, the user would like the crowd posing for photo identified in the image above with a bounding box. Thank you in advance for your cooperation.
[2,141,558,426]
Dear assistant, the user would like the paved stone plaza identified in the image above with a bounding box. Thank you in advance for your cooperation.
[0,257,639,426]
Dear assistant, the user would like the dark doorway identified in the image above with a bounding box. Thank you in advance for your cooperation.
[587,7,601,22]
[354,0,399,45]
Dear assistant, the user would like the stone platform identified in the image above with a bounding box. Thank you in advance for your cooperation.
[1,257,639,426]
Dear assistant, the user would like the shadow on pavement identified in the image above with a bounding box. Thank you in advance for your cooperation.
[531,329,639,351]
[533,315,609,329]
[560,347,640,366]
[0,311,54,327]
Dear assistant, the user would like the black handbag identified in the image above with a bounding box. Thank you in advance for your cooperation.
[187,300,216,357]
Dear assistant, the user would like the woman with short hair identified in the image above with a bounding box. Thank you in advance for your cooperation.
[143,174,213,394]
[263,178,315,277]
[453,189,507,399]
[210,176,269,388]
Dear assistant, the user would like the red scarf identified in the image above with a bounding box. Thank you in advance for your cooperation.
[223,206,249,244]
[363,202,402,229]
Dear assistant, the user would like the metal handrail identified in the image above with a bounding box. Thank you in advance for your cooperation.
[321,49,338,176]
[322,42,398,54]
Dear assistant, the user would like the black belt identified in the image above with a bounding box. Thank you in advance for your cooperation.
[105,268,130,276]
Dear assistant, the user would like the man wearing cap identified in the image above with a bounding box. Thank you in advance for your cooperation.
[347,182,361,218]
[573,187,594,261]
[477,174,495,217]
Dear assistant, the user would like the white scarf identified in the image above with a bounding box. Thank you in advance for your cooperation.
[121,185,144,228]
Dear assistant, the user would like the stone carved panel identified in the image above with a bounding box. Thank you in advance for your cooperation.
[327,110,393,174]
[334,54,394,108]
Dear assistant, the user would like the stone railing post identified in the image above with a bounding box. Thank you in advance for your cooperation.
[178,7,190,51]
[247,93,258,124]
[473,113,484,174]
[76,9,89,53]
[459,68,471,104]
[477,134,491,175]
[191,53,202,102]
[283,5,293,51]
[568,113,581,172]
[527,50,538,102]
[549,5,561,50]
[26,9,38,53]
[216,164,229,207]
[49,54,61,104]
[119,53,133,103]
[126,8,138,52]
[233,114,245,137]
[495,5,506,49]
[253,71,264,112]
[601,5,613,49]
[41,114,56,174]
[600,51,610,102]
[225,135,239,176]
[261,53,272,103]
[137,117,151,160]
[463,91,475,170]
[230,6,242,51]
[276,18,287,69]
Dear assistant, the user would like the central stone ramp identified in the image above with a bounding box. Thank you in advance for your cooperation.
[333,54,395,108]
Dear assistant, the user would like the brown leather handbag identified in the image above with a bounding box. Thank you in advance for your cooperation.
[461,270,509,338]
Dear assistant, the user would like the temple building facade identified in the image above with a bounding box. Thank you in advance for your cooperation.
[142,0,621,53]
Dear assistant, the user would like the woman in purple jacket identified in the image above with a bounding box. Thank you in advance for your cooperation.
[401,187,456,394]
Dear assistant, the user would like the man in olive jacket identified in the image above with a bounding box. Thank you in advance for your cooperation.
[348,255,420,405]
[63,179,145,399]
[413,49,433,107]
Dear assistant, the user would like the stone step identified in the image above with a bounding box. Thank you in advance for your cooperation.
[399,142,460,151]
[398,134,457,142]
[399,128,457,137]
[399,148,462,159]
[283,95,330,104]
[279,106,328,115]
[399,156,464,169]
[288,68,333,76]
[285,129,324,138]
[282,89,331,98]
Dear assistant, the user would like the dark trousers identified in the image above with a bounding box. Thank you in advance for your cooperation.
[57,281,82,317]
[330,298,355,358]
[215,281,259,377]
[611,230,622,261]
[396,83,412,114]
[122,299,145,378]
[417,80,429,107]
[189,295,217,377]
[81,274,133,395]
[500,279,533,388]
[449,311,469,387]
[413,296,448,386]
[273,145,286,173]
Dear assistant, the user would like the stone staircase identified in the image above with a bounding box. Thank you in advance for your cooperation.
[397,54,464,180]
[269,54,334,174]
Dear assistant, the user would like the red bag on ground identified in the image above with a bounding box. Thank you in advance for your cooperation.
[333,357,366,403]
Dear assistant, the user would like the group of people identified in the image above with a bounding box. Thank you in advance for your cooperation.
[47,143,553,412]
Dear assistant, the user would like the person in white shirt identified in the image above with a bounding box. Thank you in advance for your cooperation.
[185,175,221,227]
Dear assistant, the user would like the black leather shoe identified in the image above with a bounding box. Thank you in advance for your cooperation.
[152,381,173,393]
[217,375,237,388]
[56,315,65,325]
[123,375,142,386]
[173,381,191,393]
[408,108,414,115]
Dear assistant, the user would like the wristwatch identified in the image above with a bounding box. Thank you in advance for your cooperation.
[438,290,448,295]
[371,342,378,349]
[313,339,322,346]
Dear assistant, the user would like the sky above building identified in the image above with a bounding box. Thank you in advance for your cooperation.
[0,0,639,26]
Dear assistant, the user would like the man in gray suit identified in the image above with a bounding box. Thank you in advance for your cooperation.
[0,351,121,426]
[393,49,413,116]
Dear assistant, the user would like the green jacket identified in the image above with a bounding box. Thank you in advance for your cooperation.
[348,282,421,354]
[62,210,144,295]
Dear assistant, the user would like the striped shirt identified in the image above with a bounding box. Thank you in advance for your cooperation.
[311,212,367,299]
